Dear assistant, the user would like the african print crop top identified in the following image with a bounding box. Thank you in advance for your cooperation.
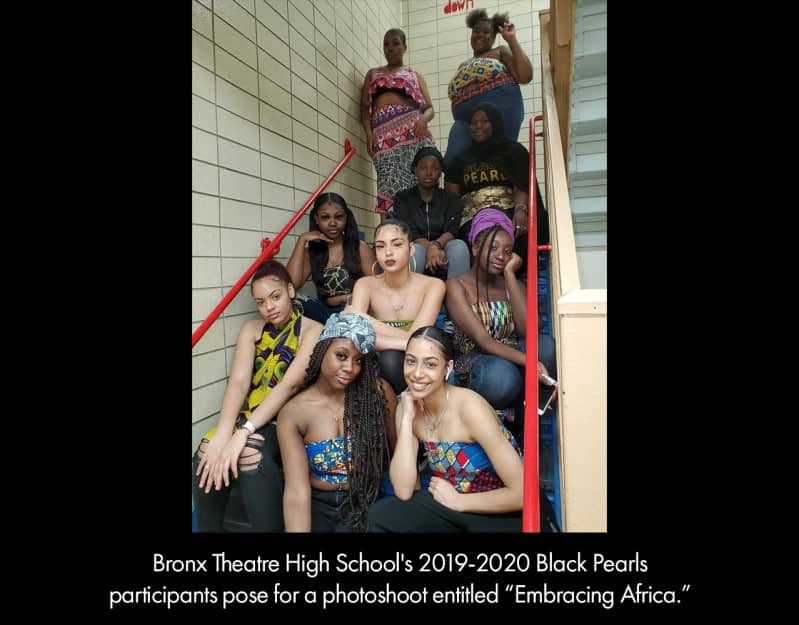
[368,67,427,116]
[453,299,517,355]
[448,57,517,109]
[452,278,518,354]
[422,421,521,493]
[316,265,353,299]
[306,436,352,485]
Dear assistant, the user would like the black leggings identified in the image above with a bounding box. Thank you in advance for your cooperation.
[191,424,284,532]
[378,350,406,396]
[368,489,522,533]
[368,488,558,533]
[311,488,354,533]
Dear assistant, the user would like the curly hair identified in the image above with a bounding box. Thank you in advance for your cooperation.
[465,9,509,33]
[296,338,390,532]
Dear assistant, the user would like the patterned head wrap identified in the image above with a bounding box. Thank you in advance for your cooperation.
[319,312,377,354]
[468,207,515,245]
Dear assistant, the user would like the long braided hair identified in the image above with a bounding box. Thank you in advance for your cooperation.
[295,338,390,532]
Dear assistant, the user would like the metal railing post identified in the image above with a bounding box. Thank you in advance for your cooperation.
[192,139,356,348]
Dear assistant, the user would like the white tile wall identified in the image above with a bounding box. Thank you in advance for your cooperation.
[192,288,223,323]
[192,63,215,101]
[221,198,262,230]
[221,257,256,287]
[192,160,219,195]
[192,192,219,226]
[192,30,215,71]
[192,224,221,256]
[191,320,225,355]
[215,47,259,96]
[192,95,217,133]
[218,138,260,176]
[214,16,257,68]
[220,169,261,203]
[259,103,292,139]
[192,349,228,389]
[192,128,218,164]
[216,79,259,124]
[192,0,550,437]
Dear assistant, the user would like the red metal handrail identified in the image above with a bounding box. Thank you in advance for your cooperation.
[192,139,356,348]
[522,115,546,532]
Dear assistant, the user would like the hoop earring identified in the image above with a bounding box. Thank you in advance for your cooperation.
[370,260,382,276]
[409,256,417,273]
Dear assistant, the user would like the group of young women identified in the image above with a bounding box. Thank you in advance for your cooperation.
[193,209,554,533]
[361,12,548,277]
[192,10,557,533]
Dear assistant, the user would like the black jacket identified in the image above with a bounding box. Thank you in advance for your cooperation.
[391,186,463,242]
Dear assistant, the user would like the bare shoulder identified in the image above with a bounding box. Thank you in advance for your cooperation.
[415,272,445,291]
[281,390,309,415]
[358,240,372,254]
[360,275,380,289]
[493,45,511,59]
[241,317,266,341]
[300,317,323,340]
[452,386,495,425]
[423,274,446,299]
[446,271,473,290]
[278,392,308,427]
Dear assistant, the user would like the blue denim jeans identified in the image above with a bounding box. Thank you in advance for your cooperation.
[412,238,470,280]
[468,347,526,409]
[443,83,524,168]
[463,335,556,410]
[296,296,346,324]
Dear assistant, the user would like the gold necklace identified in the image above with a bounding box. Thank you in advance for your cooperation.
[384,283,408,320]
[327,401,344,423]
[424,388,449,437]
[317,388,344,423]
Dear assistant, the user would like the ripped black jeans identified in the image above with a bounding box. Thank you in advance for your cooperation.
[191,423,283,532]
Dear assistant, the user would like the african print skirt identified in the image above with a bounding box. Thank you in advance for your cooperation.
[370,103,433,214]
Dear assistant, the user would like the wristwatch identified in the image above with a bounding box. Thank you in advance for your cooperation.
[239,419,256,434]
